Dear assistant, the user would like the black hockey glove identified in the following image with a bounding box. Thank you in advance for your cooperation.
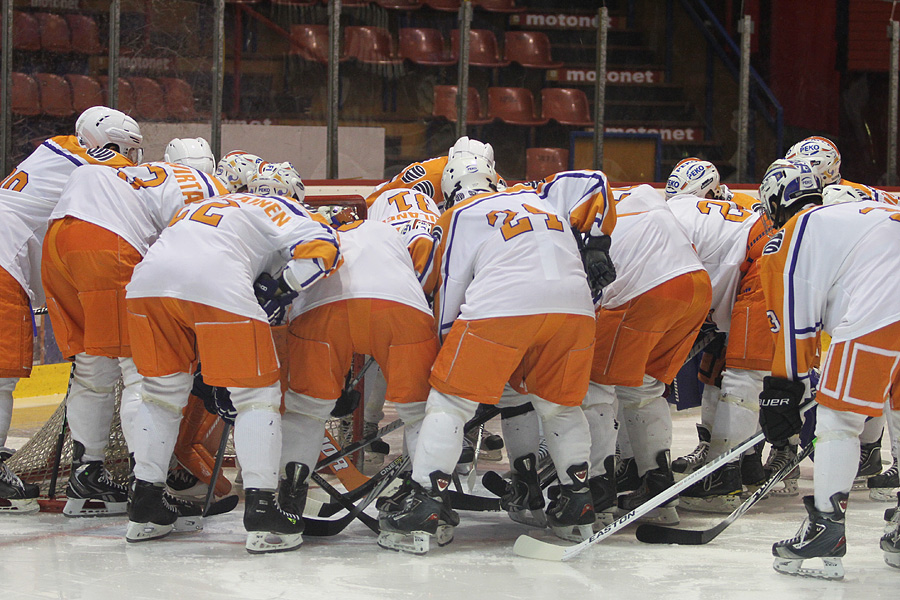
[581,234,616,296]
[758,376,805,442]
[192,367,236,425]
[254,272,298,326]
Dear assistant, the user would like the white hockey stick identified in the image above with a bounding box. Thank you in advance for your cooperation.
[513,430,766,561]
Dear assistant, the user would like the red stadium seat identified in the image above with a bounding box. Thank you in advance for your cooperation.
[423,0,460,10]
[289,24,350,63]
[34,73,74,117]
[98,76,136,115]
[541,87,593,126]
[6,72,41,116]
[399,28,455,66]
[504,31,563,69]
[474,0,525,12]
[66,15,104,55]
[36,12,71,54]
[344,26,403,65]
[451,29,509,67]
[6,12,41,51]
[526,148,569,181]
[487,87,548,125]
[159,77,199,121]
[65,74,104,114]
[127,77,167,120]
[432,85,491,125]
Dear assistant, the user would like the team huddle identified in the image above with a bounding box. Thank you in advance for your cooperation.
[1,106,899,578]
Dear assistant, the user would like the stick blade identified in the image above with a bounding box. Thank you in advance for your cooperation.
[635,523,710,545]
[513,534,568,561]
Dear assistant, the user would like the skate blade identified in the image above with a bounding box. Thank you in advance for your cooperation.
[377,526,454,555]
[680,494,742,515]
[884,550,900,569]
[0,497,40,514]
[245,531,303,554]
[768,479,799,497]
[125,521,174,542]
[550,522,593,542]
[63,498,127,517]
[870,487,899,502]
[773,557,844,580]
[173,515,204,532]
[508,508,547,528]
[617,504,680,526]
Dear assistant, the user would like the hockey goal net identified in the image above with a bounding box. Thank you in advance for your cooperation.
[7,194,369,506]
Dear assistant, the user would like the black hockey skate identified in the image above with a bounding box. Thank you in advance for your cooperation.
[126,479,179,542]
[740,447,767,496]
[881,492,900,568]
[588,456,616,528]
[854,439,883,490]
[869,458,899,501]
[244,488,304,554]
[278,462,310,516]
[546,462,595,542]
[763,442,800,497]
[377,470,459,555]
[680,461,742,514]
[166,466,208,501]
[672,424,710,475]
[615,455,640,494]
[772,492,848,580]
[482,453,546,527]
[64,442,127,517]
[0,461,40,514]
[617,450,679,525]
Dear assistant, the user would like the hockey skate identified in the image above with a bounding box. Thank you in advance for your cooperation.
[763,443,800,497]
[680,461,742,514]
[881,492,900,568]
[772,492,848,580]
[0,460,40,514]
[672,424,710,476]
[545,463,595,542]
[869,458,899,501]
[166,466,209,501]
[617,450,679,525]
[377,471,459,555]
[244,488,304,554]
[482,453,546,527]
[853,439,883,490]
[464,427,504,462]
[63,442,127,517]
[278,462,309,516]
[588,456,616,529]
[740,448,767,497]
[615,455,640,494]
[126,480,180,542]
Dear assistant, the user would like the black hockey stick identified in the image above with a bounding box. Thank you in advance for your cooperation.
[635,439,816,545]
[313,417,404,473]
[202,420,232,517]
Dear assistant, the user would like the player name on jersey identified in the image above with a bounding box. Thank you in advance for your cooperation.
[547,68,665,86]
[510,12,624,30]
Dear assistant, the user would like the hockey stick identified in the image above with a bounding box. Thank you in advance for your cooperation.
[314,417,404,472]
[304,454,408,536]
[513,428,771,561]
[202,420,232,517]
[635,439,816,545]
[308,469,382,534]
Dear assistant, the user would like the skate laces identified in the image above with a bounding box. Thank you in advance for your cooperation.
[168,468,198,487]
[765,446,798,474]
[0,462,23,486]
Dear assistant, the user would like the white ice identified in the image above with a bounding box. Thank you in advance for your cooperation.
[2,407,898,600]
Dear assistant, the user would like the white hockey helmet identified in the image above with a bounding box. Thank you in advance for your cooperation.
[440,155,499,209]
[821,184,874,206]
[664,158,722,200]
[163,137,215,174]
[448,136,495,168]
[214,150,265,193]
[759,158,823,227]
[784,136,841,186]
[247,161,306,202]
[75,105,143,164]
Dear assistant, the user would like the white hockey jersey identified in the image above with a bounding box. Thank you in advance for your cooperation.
[126,193,341,322]
[760,200,900,388]
[510,169,616,238]
[426,188,594,339]
[51,162,227,256]
[288,220,431,319]
[600,185,704,308]
[0,136,132,304]
[366,187,440,282]
[667,193,761,333]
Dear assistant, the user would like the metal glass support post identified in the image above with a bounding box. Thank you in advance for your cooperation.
[888,21,899,186]
[326,0,341,179]
[212,0,225,159]
[455,0,473,139]
[593,7,608,171]
[108,0,120,109]
[736,15,752,183]
[1,0,12,175]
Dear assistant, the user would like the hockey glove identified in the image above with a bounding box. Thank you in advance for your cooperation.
[192,367,236,425]
[758,376,805,442]
[254,272,298,326]
[581,234,616,296]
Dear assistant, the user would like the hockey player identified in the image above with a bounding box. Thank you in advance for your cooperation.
[279,216,438,518]
[41,143,226,517]
[754,157,900,579]
[377,155,597,554]
[214,150,266,193]
[0,106,139,513]
[124,166,341,553]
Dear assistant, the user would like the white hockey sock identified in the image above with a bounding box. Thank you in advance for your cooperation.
[618,378,671,476]
[498,387,541,463]
[860,413,886,445]
[67,353,121,461]
[132,372,193,484]
[395,401,425,462]
[411,390,475,488]
[532,397,592,485]
[0,378,18,447]
[231,382,283,490]
[117,357,142,452]
[887,405,900,462]
[583,383,617,478]
[708,394,759,459]
[281,390,334,475]
[814,406,866,511]
[616,400,633,459]
[700,384,721,432]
